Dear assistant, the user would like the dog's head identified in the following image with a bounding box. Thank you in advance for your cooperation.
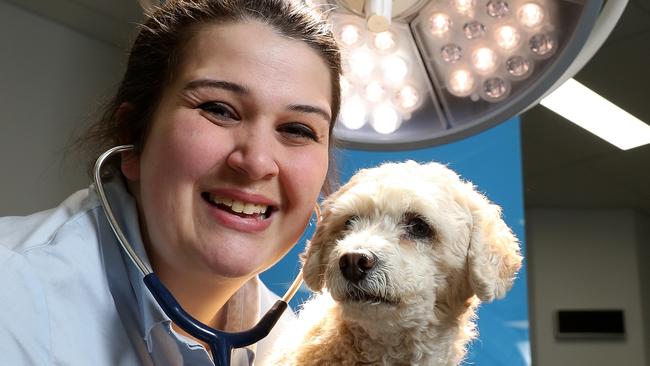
[301,161,522,320]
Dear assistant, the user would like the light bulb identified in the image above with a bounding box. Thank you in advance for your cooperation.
[339,24,363,47]
[529,33,555,57]
[372,104,401,134]
[348,50,375,79]
[454,0,475,14]
[483,77,510,101]
[340,96,367,130]
[395,85,420,110]
[373,31,397,53]
[506,55,531,78]
[471,47,497,73]
[518,3,545,28]
[463,21,486,40]
[382,56,409,84]
[429,13,452,36]
[364,81,385,102]
[448,69,476,97]
[486,0,509,18]
[495,25,521,50]
[441,43,462,63]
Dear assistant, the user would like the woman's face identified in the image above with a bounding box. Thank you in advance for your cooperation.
[122,21,332,280]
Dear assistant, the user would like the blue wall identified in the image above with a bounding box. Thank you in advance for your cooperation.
[261,118,529,365]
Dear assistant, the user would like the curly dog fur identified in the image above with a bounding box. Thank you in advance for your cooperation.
[266,161,522,366]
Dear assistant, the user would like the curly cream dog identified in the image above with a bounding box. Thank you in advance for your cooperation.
[266,161,522,366]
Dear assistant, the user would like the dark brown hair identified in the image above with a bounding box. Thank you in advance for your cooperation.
[78,0,341,193]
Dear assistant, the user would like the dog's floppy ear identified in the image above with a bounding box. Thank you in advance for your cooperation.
[300,205,334,293]
[301,175,360,292]
[465,187,522,302]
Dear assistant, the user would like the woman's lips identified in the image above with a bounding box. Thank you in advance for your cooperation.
[200,191,276,232]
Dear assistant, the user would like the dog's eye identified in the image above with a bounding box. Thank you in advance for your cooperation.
[344,215,359,229]
[403,214,433,240]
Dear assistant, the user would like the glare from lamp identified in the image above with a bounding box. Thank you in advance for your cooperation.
[348,50,375,79]
[541,78,650,150]
[395,85,420,110]
[339,24,363,47]
[447,69,476,97]
[454,0,476,14]
[340,76,353,97]
[518,2,545,28]
[382,56,409,85]
[364,81,386,102]
[495,25,521,51]
[471,47,498,73]
[373,31,397,52]
[372,103,402,134]
[429,13,452,36]
[340,96,367,130]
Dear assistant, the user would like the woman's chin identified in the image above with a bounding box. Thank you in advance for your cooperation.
[200,248,268,280]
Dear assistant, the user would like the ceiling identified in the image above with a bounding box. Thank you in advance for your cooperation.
[6,0,650,215]
[521,0,650,216]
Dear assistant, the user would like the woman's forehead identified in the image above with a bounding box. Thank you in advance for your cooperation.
[174,21,332,104]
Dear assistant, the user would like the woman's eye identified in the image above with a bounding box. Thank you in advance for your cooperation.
[278,123,318,142]
[198,102,239,121]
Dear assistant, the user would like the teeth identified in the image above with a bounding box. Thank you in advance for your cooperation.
[207,193,268,215]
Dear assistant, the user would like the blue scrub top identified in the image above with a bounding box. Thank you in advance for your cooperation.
[0,178,294,365]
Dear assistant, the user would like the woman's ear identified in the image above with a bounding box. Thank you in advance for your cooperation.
[115,102,140,181]
[120,152,140,181]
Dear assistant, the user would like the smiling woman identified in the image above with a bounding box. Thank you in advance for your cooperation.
[0,1,341,365]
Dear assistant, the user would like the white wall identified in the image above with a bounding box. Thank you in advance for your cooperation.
[527,208,649,366]
[637,213,650,358]
[0,0,125,216]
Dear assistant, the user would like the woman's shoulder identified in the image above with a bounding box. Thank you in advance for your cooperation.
[0,187,102,254]
[0,186,138,365]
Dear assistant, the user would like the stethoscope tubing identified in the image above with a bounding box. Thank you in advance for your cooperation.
[93,145,307,366]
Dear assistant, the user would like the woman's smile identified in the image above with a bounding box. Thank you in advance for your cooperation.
[200,188,278,232]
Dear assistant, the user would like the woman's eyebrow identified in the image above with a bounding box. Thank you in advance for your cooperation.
[184,79,250,95]
[288,104,331,123]
[184,79,331,122]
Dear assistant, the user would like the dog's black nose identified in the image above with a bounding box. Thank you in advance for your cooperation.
[339,251,376,283]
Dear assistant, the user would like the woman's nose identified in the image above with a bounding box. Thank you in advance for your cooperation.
[226,129,279,181]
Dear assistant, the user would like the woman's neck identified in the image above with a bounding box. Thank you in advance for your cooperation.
[159,265,245,325]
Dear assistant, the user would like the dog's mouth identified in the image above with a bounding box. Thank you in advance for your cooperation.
[344,288,399,306]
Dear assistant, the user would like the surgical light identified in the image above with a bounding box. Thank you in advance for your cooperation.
[304,0,633,150]
[471,47,498,73]
[455,0,476,14]
[518,2,545,28]
[395,85,420,110]
[495,25,521,51]
[373,31,398,52]
[429,13,452,36]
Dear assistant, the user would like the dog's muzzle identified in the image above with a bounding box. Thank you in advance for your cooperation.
[338,250,377,283]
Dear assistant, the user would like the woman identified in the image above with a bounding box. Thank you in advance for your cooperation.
[0,0,341,365]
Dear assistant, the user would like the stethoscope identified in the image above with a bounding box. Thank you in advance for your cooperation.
[93,145,313,366]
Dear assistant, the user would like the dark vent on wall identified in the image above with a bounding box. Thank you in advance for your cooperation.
[555,310,625,339]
